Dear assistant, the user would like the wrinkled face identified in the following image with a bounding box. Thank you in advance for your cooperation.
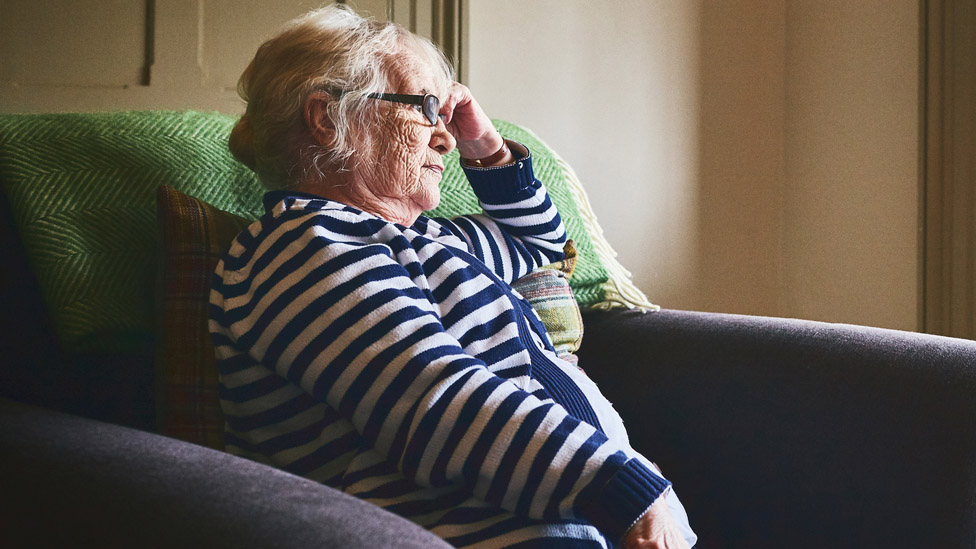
[350,48,455,219]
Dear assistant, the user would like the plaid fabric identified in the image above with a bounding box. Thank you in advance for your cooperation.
[512,241,585,365]
[155,185,253,450]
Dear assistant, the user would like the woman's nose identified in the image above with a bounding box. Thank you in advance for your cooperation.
[429,116,456,155]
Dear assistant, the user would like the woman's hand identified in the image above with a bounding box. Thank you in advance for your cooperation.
[440,82,506,161]
[622,496,691,549]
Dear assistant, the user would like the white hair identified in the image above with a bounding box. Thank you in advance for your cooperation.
[228,4,455,189]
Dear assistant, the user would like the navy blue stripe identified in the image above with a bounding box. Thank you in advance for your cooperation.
[549,430,603,518]
[498,218,564,239]
[441,282,506,327]
[219,370,288,403]
[472,334,524,368]
[287,431,363,476]
[388,350,482,461]
[465,216,504,274]
[436,504,508,526]
[401,369,479,483]
[353,477,419,500]
[261,262,428,379]
[484,403,554,504]
[223,227,331,302]
[516,414,575,516]
[455,311,516,349]
[482,197,554,220]
[221,212,323,281]
[428,374,507,487]
[339,459,400,490]
[222,393,312,435]
[224,214,325,286]
[214,350,255,374]
[360,323,448,443]
[460,390,527,481]
[451,304,516,347]
[386,487,471,519]
[223,240,386,328]
[225,413,333,457]
[336,308,439,413]
[430,216,461,239]
[576,451,628,505]
[419,244,455,274]
[442,516,532,547]
[429,264,479,303]
[452,216,486,260]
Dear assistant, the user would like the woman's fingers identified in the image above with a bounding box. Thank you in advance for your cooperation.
[444,83,485,137]
[622,497,691,549]
[442,82,503,159]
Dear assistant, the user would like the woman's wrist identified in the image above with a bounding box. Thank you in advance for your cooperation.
[462,140,512,167]
[462,132,525,167]
[459,129,506,161]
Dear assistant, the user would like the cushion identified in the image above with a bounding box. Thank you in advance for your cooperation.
[155,185,253,449]
[511,241,584,364]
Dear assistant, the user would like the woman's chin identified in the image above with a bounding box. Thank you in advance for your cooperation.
[415,186,440,213]
[419,194,440,213]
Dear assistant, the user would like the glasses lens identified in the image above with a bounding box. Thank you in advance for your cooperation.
[423,95,439,126]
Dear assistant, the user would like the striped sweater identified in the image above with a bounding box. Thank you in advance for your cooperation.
[209,149,670,547]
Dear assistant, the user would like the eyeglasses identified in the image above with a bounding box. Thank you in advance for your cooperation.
[367,93,442,127]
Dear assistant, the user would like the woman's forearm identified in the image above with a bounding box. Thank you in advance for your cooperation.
[437,143,567,282]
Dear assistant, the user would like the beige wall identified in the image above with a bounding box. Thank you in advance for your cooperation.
[470,1,710,311]
[0,0,389,114]
[783,1,920,331]
[469,0,920,330]
[1,0,922,330]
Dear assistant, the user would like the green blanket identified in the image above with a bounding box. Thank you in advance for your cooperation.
[0,110,654,354]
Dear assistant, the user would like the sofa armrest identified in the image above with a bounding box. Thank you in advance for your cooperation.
[0,398,453,548]
[578,309,976,549]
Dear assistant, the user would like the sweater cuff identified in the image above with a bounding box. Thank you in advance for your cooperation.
[578,458,672,542]
[460,140,539,204]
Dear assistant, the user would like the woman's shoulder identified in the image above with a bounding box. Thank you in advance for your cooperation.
[220,202,392,275]
[263,197,392,243]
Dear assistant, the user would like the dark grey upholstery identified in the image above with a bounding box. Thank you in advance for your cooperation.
[0,398,453,548]
[3,181,974,546]
[579,309,976,549]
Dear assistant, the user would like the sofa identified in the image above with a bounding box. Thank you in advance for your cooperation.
[1,111,973,548]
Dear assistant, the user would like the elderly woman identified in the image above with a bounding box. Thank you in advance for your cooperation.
[210,6,695,548]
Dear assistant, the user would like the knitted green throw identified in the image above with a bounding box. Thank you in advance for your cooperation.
[0,110,654,354]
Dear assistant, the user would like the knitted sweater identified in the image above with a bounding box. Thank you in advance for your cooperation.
[209,149,670,547]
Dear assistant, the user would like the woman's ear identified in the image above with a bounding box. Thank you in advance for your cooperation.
[304,92,336,146]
